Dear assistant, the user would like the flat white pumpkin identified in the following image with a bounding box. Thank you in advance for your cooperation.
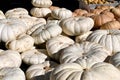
[21,49,48,65]
[51,8,73,20]
[6,34,34,52]
[0,10,6,19]
[86,29,120,54]
[31,0,52,8]
[46,35,74,61]
[60,41,110,64]
[26,61,58,80]
[0,18,27,42]
[0,50,21,69]
[60,16,94,36]
[50,62,120,80]
[0,67,25,80]
[31,23,62,44]
[30,7,51,18]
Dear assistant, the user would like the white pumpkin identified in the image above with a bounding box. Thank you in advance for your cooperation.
[0,10,6,19]
[21,49,48,65]
[30,7,51,18]
[0,50,21,69]
[46,35,74,61]
[6,34,34,52]
[5,8,29,18]
[86,29,120,54]
[51,8,73,20]
[31,0,52,8]
[50,62,120,80]
[109,52,120,70]
[31,23,62,44]
[0,18,27,42]
[0,67,25,80]
[26,61,58,80]
[60,41,110,64]
[60,16,94,36]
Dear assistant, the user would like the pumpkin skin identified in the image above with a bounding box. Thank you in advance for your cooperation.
[100,20,120,29]
[0,18,27,42]
[31,0,52,8]
[5,8,29,18]
[0,50,21,69]
[0,67,25,80]
[60,16,94,36]
[111,7,120,19]
[60,41,110,64]
[21,49,48,65]
[26,61,58,80]
[31,23,62,44]
[51,8,73,20]
[50,62,120,80]
[46,35,74,61]
[30,7,51,18]
[86,29,120,54]
[0,10,6,19]
[73,9,88,16]
[6,34,34,52]
[109,52,120,70]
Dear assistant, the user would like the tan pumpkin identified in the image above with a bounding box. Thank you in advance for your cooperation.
[21,49,48,65]
[30,7,51,18]
[49,6,60,11]
[60,41,110,64]
[31,0,52,8]
[73,9,88,16]
[0,67,25,80]
[0,49,21,69]
[6,34,35,52]
[31,23,62,44]
[26,61,58,80]
[0,18,27,42]
[50,62,120,80]
[60,16,94,36]
[86,29,120,54]
[111,7,120,19]
[90,9,103,15]
[100,20,120,29]
[51,8,73,20]
[46,35,74,61]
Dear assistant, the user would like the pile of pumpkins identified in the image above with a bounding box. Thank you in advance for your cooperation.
[1,0,120,80]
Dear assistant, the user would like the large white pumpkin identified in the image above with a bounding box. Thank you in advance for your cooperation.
[86,29,120,54]
[60,16,94,36]
[50,62,120,80]
[60,41,110,64]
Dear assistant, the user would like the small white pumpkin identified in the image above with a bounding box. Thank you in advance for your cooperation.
[0,67,25,80]
[60,41,110,64]
[46,35,74,61]
[86,29,120,54]
[51,8,73,20]
[26,61,58,80]
[5,8,29,18]
[30,7,51,18]
[60,16,94,36]
[0,50,21,69]
[6,34,34,52]
[21,49,48,65]
[50,62,120,80]
[31,0,52,8]
[31,23,62,44]
[0,18,27,42]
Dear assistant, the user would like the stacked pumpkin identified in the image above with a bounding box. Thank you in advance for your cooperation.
[0,0,120,80]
